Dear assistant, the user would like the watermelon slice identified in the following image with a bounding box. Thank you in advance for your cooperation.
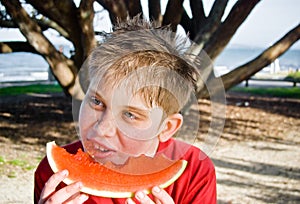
[46,141,187,198]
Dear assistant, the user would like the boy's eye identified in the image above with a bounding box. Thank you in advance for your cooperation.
[89,96,104,109]
[123,111,137,120]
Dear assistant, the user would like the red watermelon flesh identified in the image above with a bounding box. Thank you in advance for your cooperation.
[46,141,187,198]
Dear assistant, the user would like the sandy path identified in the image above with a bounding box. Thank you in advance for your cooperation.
[212,140,300,204]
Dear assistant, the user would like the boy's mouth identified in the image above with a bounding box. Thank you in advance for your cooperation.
[94,143,111,153]
[83,139,117,161]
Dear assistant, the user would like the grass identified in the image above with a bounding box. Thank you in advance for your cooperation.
[1,83,299,99]
[0,156,36,170]
[0,83,63,96]
[0,155,36,178]
[230,86,300,99]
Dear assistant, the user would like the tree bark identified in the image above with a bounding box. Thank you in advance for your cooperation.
[125,0,143,18]
[221,23,300,90]
[180,9,192,36]
[189,0,206,39]
[26,0,84,66]
[0,41,37,53]
[189,0,228,56]
[0,16,68,35]
[162,0,184,31]
[95,0,128,25]
[78,0,97,58]
[194,0,228,44]
[204,0,261,61]
[2,0,84,99]
[148,0,162,23]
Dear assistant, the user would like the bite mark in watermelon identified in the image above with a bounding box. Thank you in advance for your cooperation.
[46,141,187,198]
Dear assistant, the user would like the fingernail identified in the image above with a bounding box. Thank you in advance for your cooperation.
[126,198,135,204]
[76,181,83,189]
[62,170,68,176]
[79,194,88,201]
[153,186,161,193]
[136,191,145,200]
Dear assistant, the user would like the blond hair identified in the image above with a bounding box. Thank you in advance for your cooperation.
[85,18,199,115]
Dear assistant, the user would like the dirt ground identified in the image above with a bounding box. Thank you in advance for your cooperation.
[0,92,299,203]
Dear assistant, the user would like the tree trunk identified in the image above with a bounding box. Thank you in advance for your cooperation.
[78,0,97,59]
[26,0,85,67]
[2,0,84,99]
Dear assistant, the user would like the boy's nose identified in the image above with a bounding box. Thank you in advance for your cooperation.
[94,113,116,137]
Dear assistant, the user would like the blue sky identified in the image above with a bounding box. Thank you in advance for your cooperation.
[219,0,300,49]
[1,0,299,49]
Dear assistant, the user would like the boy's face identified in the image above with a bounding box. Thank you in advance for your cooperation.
[78,81,165,165]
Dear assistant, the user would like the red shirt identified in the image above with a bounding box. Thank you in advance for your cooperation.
[34,139,216,203]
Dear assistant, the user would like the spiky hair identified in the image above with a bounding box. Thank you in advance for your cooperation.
[81,16,203,113]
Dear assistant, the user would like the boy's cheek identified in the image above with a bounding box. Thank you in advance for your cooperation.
[79,106,98,125]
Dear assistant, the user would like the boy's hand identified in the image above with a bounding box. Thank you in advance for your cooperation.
[126,186,174,204]
[38,170,89,204]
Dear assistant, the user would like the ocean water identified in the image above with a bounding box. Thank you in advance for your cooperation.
[0,48,299,83]
[0,52,49,82]
[215,48,300,70]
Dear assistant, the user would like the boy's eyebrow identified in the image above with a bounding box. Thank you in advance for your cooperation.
[89,88,106,101]
[122,105,149,116]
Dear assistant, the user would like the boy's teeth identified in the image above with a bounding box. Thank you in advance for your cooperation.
[99,147,108,151]
[95,144,109,152]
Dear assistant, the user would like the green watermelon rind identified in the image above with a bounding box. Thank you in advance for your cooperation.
[46,141,187,198]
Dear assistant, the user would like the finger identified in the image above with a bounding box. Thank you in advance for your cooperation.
[126,198,136,204]
[64,193,89,204]
[135,191,155,204]
[152,186,174,204]
[39,170,69,203]
[44,181,84,204]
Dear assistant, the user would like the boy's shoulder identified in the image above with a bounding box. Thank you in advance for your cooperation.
[159,138,215,169]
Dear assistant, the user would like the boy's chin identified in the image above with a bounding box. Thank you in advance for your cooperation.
[93,153,130,166]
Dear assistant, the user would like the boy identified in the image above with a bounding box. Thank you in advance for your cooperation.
[34,19,217,204]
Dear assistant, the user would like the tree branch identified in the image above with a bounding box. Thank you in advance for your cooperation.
[194,0,228,43]
[148,0,161,23]
[221,23,300,90]
[125,0,143,18]
[204,0,261,60]
[37,17,69,36]
[189,0,228,56]
[180,9,192,35]
[78,0,97,58]
[26,0,84,65]
[190,0,206,34]
[2,0,84,98]
[0,41,37,53]
[0,15,69,36]
[162,0,184,31]
[0,19,18,28]
[95,0,128,25]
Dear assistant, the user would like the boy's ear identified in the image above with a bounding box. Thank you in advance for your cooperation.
[158,113,183,142]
